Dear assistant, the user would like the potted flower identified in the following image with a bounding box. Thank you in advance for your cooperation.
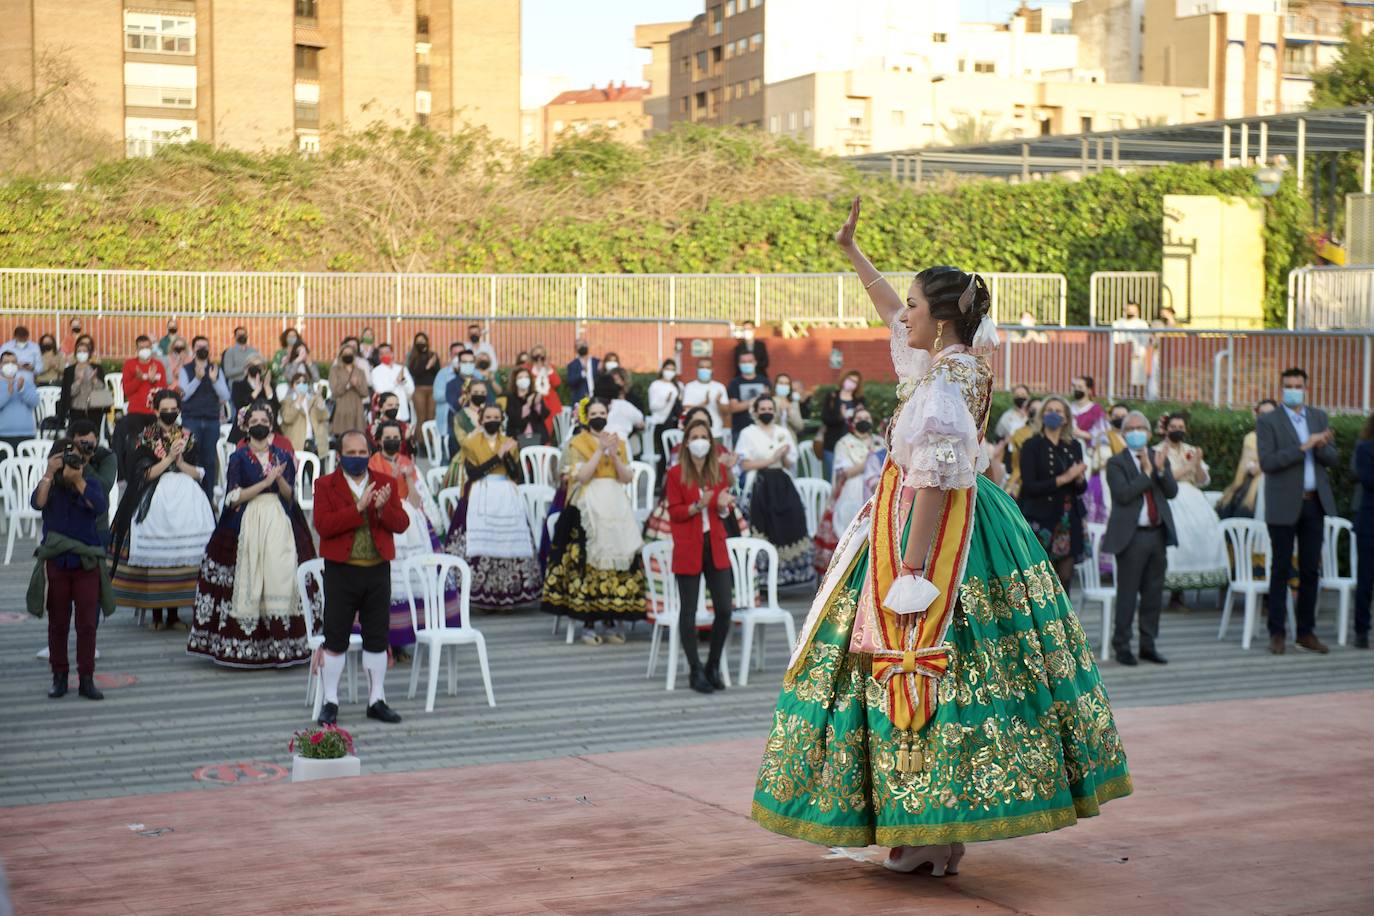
[289,724,360,782]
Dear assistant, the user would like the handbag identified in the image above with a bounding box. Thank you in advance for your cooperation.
[1218,473,1255,520]
[86,384,115,410]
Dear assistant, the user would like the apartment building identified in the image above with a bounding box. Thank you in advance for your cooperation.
[636,20,693,135]
[542,84,650,153]
[0,0,520,159]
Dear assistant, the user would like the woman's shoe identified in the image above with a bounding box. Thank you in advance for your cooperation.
[884,845,957,876]
[604,631,626,645]
[688,666,715,694]
[704,666,726,691]
[581,632,603,647]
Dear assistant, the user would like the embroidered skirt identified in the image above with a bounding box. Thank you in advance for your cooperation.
[115,472,215,609]
[1163,482,1229,591]
[747,469,815,587]
[444,478,542,610]
[541,504,646,625]
[752,475,1132,847]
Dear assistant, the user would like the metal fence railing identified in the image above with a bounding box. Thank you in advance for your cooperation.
[1089,271,1163,325]
[1287,265,1374,330]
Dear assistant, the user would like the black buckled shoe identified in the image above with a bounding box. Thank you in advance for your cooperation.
[367,700,402,723]
[704,666,727,691]
[77,675,104,700]
[688,666,715,694]
[318,702,339,726]
[48,673,68,699]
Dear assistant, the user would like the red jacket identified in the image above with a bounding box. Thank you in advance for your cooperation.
[313,468,410,563]
[665,462,733,575]
[122,358,167,415]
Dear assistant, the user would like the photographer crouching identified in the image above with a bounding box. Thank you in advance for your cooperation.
[29,436,113,700]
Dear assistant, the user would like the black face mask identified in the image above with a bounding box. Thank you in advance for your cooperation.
[415,342,428,352]
[247,367,261,379]
[588,417,608,432]
[1167,429,1186,442]
[159,411,180,426]
[195,347,210,360]
[855,420,873,434]
[40,342,54,353]
[236,334,247,345]
[248,424,271,441]
[341,353,355,364]
[577,346,589,357]
[756,412,775,425]
[470,334,481,344]
[482,420,502,435]
[383,408,399,420]
[1110,417,1124,429]
[470,393,487,406]
[381,439,401,455]
[1013,396,1028,409]
[1072,388,1087,401]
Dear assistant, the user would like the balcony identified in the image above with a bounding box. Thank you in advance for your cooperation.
[295,103,320,129]
[1284,15,1347,39]
[416,64,430,89]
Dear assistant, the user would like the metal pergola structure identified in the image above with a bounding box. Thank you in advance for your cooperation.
[848,105,1374,190]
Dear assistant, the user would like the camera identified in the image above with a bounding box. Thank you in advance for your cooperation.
[61,444,84,470]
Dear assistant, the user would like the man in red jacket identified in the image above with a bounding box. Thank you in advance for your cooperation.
[313,429,410,726]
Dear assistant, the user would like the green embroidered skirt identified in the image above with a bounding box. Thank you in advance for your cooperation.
[752,476,1132,847]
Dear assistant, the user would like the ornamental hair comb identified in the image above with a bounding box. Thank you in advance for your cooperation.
[957,274,980,313]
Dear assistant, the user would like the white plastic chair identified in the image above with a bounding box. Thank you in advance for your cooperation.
[425,465,448,496]
[103,374,124,408]
[3,457,47,564]
[403,553,494,713]
[296,558,362,720]
[793,478,830,539]
[35,387,61,429]
[797,444,823,480]
[639,421,658,466]
[313,378,331,401]
[420,420,442,466]
[517,483,555,540]
[660,428,684,457]
[627,460,655,524]
[437,486,463,521]
[519,445,561,489]
[1076,521,1117,661]
[1320,516,1357,646]
[16,439,49,460]
[643,540,734,691]
[1218,518,1275,649]
[295,451,321,512]
[727,537,795,685]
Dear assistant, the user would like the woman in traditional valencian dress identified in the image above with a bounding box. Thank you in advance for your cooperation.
[541,398,646,645]
[110,390,217,631]
[735,394,815,586]
[443,404,543,609]
[753,198,1131,875]
[1157,411,1228,603]
[187,402,317,667]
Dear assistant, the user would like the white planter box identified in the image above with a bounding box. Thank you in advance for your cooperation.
[291,754,360,782]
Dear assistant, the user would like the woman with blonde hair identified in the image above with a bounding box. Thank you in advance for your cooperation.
[1016,394,1089,591]
[444,403,542,609]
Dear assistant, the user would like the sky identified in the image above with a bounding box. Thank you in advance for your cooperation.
[520,0,1032,108]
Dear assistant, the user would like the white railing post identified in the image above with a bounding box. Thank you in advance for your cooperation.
[96,270,104,318]
[1058,274,1067,327]
[1089,272,1100,326]
[753,275,762,325]
[836,274,844,320]
[1211,346,1231,408]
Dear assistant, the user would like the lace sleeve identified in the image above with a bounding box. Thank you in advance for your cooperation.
[902,363,987,491]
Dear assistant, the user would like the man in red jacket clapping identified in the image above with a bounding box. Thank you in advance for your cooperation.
[312,430,410,726]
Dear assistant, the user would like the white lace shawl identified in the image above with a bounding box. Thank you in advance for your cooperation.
[889,338,986,491]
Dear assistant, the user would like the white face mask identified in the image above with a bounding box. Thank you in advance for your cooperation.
[75,351,90,363]
[516,377,531,392]
[604,360,619,371]
[662,369,676,381]
[0,363,15,378]
[137,348,152,362]
[687,438,712,459]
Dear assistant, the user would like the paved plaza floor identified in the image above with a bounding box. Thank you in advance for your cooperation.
[1,556,1371,913]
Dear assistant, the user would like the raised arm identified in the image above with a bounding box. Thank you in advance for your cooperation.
[834,196,903,327]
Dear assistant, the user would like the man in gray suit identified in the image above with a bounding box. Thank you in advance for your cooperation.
[1103,410,1178,666]
[1256,367,1337,655]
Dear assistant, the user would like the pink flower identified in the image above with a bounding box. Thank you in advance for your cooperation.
[310,732,324,745]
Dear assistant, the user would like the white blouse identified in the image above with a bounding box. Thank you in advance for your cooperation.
[891,350,987,492]
[735,422,797,470]
[647,378,682,425]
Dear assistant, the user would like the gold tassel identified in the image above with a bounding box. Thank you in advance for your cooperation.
[896,745,909,772]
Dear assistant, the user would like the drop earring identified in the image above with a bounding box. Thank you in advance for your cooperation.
[933,320,945,352]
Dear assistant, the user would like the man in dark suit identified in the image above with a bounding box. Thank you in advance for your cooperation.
[1102,410,1178,666]
[1257,366,1338,655]
[732,320,769,377]
[565,337,599,403]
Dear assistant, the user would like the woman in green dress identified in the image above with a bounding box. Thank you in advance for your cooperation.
[752,197,1131,875]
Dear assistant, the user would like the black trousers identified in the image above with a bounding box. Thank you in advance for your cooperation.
[322,559,391,654]
[1112,526,1167,655]
[675,540,734,671]
[1268,499,1324,638]
[1357,532,1373,637]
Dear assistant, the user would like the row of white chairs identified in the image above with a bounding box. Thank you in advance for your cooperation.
[298,553,494,717]
[1076,516,1359,657]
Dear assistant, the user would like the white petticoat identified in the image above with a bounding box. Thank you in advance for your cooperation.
[465,476,535,559]
[1165,482,1229,589]
[129,472,215,568]
[389,500,436,602]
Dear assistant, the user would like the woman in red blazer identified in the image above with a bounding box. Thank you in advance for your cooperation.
[665,418,737,694]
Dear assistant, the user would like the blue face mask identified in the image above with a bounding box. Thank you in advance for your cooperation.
[740,363,756,378]
[459,363,475,377]
[1042,412,1064,431]
[1282,387,1304,408]
[294,383,310,397]
[697,368,712,384]
[1124,429,1149,451]
[340,455,369,478]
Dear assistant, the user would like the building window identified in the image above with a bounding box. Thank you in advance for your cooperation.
[295,45,320,76]
[973,61,995,74]
[552,119,565,133]
[1080,115,1093,133]
[679,96,689,113]
[295,102,320,128]
[711,46,723,74]
[769,115,779,133]
[748,77,761,95]
[125,85,195,108]
[695,50,708,76]
[726,0,735,14]
[725,42,733,60]
[891,109,905,127]
[298,132,320,154]
[1109,115,1123,130]
[124,13,195,55]
[415,91,432,115]
[416,14,429,36]
[803,108,811,127]
[295,0,318,20]
[680,56,690,73]
[957,59,966,72]
[1051,18,1071,34]
[932,32,948,43]
[750,32,763,50]
[751,0,762,7]
[710,5,723,35]
[735,82,745,100]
